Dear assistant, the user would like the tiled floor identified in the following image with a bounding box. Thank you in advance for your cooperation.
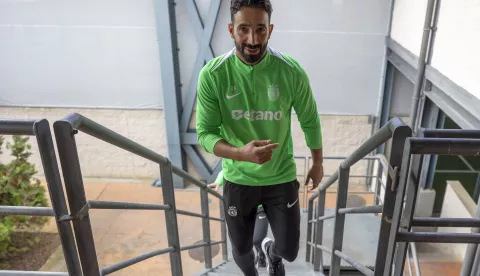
[38,181,460,275]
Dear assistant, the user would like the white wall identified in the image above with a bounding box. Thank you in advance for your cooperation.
[390,0,429,56]
[0,0,163,108]
[390,0,480,105]
[1,0,391,115]
[431,0,480,100]
[390,68,414,117]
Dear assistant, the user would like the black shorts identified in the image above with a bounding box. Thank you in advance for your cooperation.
[223,179,301,258]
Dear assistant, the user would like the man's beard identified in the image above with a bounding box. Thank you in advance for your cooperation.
[235,41,268,64]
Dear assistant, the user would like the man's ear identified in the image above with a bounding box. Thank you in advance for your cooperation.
[228,23,234,39]
[268,24,274,39]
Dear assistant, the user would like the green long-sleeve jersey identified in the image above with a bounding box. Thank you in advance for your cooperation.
[196,47,322,186]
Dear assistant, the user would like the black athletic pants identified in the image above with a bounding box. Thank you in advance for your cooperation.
[223,179,300,276]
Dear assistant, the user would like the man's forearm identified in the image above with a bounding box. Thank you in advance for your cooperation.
[213,140,244,161]
[311,147,323,166]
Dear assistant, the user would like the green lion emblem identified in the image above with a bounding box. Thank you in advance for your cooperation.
[267,84,280,102]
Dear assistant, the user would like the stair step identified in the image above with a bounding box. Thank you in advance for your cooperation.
[206,208,381,275]
[316,209,380,269]
[207,261,369,275]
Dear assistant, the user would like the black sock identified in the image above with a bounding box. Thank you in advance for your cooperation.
[268,241,282,262]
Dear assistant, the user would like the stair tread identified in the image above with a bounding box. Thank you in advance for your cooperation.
[207,208,380,275]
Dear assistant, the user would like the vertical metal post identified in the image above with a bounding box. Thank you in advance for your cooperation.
[472,174,480,204]
[461,195,480,276]
[312,200,318,264]
[53,121,100,276]
[366,159,373,192]
[470,246,480,276]
[160,161,183,275]
[153,0,186,188]
[329,166,350,276]
[374,125,412,276]
[305,199,314,262]
[382,140,413,276]
[393,154,424,276]
[304,157,309,211]
[409,0,438,131]
[219,198,228,261]
[200,188,212,269]
[462,245,478,276]
[313,192,326,271]
[374,160,383,205]
[418,98,439,189]
[424,110,445,190]
[377,63,395,154]
[34,120,82,276]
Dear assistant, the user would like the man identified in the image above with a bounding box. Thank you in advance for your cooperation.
[196,0,324,275]
[208,169,269,268]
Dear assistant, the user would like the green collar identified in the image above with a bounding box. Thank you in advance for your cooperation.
[233,48,273,71]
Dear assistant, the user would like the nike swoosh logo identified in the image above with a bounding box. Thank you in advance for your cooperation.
[258,215,266,219]
[226,93,240,99]
[287,198,298,208]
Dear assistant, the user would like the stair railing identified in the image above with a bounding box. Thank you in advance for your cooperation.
[295,155,384,210]
[0,119,82,275]
[52,113,228,276]
[0,114,228,276]
[384,128,480,276]
[305,117,412,275]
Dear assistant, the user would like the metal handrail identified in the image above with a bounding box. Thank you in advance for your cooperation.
[295,154,384,210]
[52,112,227,275]
[59,113,222,199]
[309,117,406,201]
[305,117,412,275]
[0,115,228,276]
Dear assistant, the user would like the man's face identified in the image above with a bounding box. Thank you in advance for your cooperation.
[229,7,274,65]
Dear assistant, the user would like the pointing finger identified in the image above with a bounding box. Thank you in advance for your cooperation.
[260,143,280,151]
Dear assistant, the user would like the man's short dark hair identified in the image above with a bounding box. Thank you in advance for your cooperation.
[230,0,273,23]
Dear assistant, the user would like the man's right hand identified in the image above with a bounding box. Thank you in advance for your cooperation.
[238,140,280,164]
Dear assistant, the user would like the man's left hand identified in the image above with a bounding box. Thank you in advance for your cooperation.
[305,163,324,191]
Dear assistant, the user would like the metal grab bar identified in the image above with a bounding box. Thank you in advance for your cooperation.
[0,272,68,276]
[100,247,175,275]
[58,113,222,199]
[305,117,412,275]
[0,206,55,217]
[310,117,405,201]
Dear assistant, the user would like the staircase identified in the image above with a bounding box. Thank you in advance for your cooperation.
[204,208,380,276]
[2,115,479,276]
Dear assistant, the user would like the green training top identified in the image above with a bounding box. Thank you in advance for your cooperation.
[197,47,322,186]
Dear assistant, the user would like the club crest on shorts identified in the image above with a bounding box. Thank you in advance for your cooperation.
[228,206,237,217]
[267,84,280,102]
